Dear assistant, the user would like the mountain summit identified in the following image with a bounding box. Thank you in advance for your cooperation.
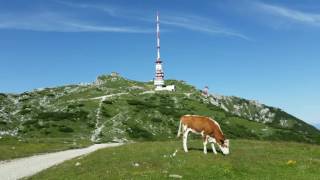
[1,74,319,144]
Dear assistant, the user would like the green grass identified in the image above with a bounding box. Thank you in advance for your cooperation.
[29,139,320,179]
[0,137,92,161]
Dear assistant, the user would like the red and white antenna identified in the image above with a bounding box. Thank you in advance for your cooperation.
[154,11,165,89]
[156,11,161,60]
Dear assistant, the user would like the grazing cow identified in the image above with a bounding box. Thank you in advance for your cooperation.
[177,115,230,155]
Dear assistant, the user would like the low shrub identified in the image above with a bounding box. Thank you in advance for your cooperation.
[58,126,74,133]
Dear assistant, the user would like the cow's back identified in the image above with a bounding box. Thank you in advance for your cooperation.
[180,115,213,133]
[180,115,225,144]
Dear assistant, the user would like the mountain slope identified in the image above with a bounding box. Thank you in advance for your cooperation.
[1,74,319,144]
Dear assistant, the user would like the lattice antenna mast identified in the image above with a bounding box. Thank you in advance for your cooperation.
[154,11,164,88]
[156,11,161,60]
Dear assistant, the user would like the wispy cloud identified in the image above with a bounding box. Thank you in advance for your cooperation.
[0,1,152,33]
[160,14,250,40]
[63,23,152,33]
[0,11,152,33]
[0,0,249,39]
[256,2,320,26]
[56,1,249,39]
[55,0,118,16]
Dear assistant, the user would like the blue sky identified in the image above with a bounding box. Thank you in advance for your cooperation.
[0,0,319,125]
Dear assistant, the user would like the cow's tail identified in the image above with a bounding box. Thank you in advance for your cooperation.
[177,119,182,138]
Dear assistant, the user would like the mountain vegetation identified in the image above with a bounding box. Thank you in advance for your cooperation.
[1,74,320,146]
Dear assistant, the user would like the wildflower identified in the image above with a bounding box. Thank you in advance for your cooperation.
[170,150,178,158]
[286,160,297,165]
[132,162,140,167]
[169,174,183,179]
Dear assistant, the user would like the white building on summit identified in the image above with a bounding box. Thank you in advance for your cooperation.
[153,12,175,91]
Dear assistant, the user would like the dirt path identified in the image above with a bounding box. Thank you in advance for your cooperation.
[0,143,123,180]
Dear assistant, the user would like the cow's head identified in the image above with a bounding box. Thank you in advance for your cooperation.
[218,139,230,155]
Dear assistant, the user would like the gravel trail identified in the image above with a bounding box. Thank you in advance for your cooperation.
[0,143,122,180]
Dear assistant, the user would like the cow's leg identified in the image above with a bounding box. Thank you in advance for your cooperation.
[207,136,218,155]
[203,136,208,154]
[211,143,217,155]
[183,127,190,152]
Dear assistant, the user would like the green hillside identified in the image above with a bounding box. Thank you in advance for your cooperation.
[1,74,320,146]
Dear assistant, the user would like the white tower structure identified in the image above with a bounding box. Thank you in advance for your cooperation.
[153,12,175,91]
[154,12,165,89]
[203,86,209,97]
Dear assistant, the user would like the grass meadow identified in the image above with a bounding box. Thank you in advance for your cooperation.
[28,139,320,179]
[0,137,91,161]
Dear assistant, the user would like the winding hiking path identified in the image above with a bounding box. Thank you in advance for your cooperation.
[0,143,123,180]
[90,93,128,142]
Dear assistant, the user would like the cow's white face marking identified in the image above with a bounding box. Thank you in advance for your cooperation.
[218,139,230,155]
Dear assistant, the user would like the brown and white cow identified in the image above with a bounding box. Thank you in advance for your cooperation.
[177,115,230,155]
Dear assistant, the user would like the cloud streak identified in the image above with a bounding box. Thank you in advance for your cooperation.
[160,14,250,40]
[63,23,152,33]
[56,1,249,39]
[55,0,118,17]
[256,2,320,26]
[0,0,249,39]
[0,11,152,33]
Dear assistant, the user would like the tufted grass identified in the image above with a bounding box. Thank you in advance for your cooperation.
[0,137,92,161]
[29,139,320,179]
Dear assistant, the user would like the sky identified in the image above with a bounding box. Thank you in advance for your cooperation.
[0,0,319,125]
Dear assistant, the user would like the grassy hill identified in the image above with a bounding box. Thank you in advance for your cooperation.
[1,74,320,149]
[28,139,320,179]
